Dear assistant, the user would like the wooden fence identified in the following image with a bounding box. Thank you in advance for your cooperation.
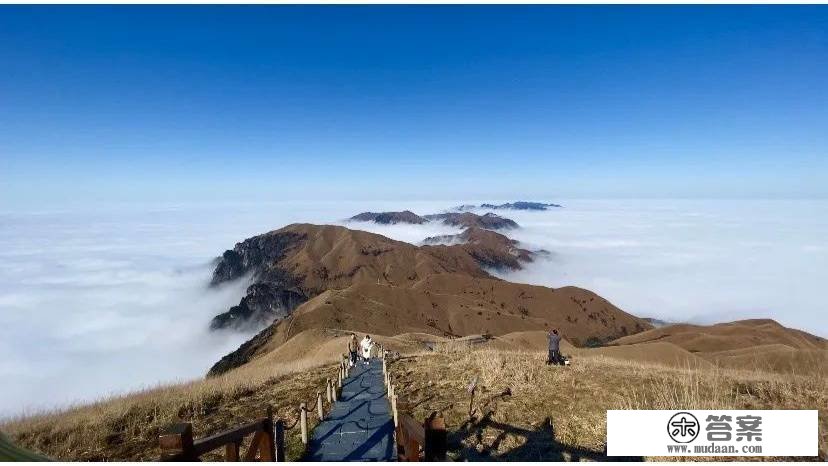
[158,339,447,462]
[159,353,354,462]
[381,344,448,461]
[159,408,280,461]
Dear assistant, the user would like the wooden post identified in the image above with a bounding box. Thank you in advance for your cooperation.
[395,421,406,461]
[391,386,398,428]
[244,432,266,461]
[159,422,196,461]
[225,441,240,461]
[316,391,324,419]
[423,415,447,461]
[332,379,338,402]
[407,436,419,462]
[382,357,387,380]
[326,378,332,403]
[338,366,343,388]
[274,419,286,462]
[300,403,308,445]
[261,406,276,461]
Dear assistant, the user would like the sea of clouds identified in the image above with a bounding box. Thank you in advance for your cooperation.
[0,199,825,417]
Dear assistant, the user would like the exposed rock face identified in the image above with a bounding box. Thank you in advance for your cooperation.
[210,283,306,330]
[349,210,426,224]
[424,212,518,230]
[210,231,307,286]
[209,230,311,330]
[456,201,563,211]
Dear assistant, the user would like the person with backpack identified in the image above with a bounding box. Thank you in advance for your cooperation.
[348,333,359,367]
[547,329,563,365]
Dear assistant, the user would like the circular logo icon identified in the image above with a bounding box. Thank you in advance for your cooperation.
[667,412,699,443]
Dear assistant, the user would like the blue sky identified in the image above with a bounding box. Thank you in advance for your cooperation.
[1,6,826,207]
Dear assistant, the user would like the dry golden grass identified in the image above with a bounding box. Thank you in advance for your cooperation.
[3,341,825,462]
[0,358,339,461]
[390,347,827,462]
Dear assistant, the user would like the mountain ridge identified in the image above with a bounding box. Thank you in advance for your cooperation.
[208,223,535,330]
[206,222,651,375]
[348,210,519,230]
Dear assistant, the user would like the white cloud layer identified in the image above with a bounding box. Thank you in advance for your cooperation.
[0,201,451,418]
[336,200,828,338]
[485,200,828,337]
[1,199,825,418]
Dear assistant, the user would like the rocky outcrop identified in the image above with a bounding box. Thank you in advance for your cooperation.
[349,211,426,224]
[209,230,310,330]
[210,231,307,286]
[210,283,306,330]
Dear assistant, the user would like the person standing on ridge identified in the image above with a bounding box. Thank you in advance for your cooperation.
[360,334,374,366]
[348,334,359,368]
[547,329,562,365]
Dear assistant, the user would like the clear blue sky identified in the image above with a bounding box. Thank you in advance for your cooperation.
[1,6,826,207]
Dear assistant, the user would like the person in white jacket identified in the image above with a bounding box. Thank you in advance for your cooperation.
[360,335,374,366]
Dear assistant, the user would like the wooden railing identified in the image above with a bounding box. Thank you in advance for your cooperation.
[158,352,355,462]
[159,407,281,461]
[158,338,447,462]
[381,345,448,461]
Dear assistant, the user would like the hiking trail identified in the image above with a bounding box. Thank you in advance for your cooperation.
[306,358,396,461]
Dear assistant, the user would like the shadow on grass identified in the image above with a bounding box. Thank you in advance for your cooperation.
[449,411,642,462]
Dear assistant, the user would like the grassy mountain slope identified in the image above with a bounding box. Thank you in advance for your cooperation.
[4,329,825,461]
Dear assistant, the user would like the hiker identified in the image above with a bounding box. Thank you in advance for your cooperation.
[547,329,563,365]
[348,334,359,367]
[360,334,374,366]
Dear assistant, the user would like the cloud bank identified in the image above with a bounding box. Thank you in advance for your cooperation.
[338,200,828,338]
[0,201,451,417]
[1,199,825,417]
[486,200,828,337]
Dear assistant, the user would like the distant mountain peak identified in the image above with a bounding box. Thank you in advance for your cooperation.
[348,210,426,224]
[348,209,520,230]
[423,212,518,230]
[453,201,563,211]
